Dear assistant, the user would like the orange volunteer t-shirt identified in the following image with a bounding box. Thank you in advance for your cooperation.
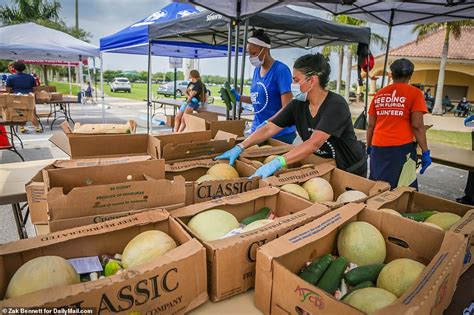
[368,83,427,147]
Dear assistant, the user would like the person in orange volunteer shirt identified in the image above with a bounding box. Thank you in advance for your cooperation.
[366,58,431,189]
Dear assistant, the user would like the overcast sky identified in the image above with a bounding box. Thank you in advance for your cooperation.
[0,0,418,79]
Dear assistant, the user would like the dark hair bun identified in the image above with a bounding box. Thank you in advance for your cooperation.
[251,29,271,45]
[390,58,414,79]
[293,53,331,89]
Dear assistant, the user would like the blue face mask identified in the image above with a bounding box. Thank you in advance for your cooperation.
[291,81,309,102]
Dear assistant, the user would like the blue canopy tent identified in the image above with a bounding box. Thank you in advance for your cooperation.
[100,2,236,132]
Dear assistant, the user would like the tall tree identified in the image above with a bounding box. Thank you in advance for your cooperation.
[413,21,473,115]
[322,45,344,94]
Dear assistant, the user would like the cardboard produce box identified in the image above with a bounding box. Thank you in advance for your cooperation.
[49,130,235,160]
[60,120,138,135]
[254,203,467,315]
[367,187,474,274]
[0,94,6,108]
[171,186,330,301]
[261,163,390,208]
[34,90,51,103]
[50,92,63,101]
[43,159,186,231]
[165,158,258,205]
[5,93,35,110]
[34,85,57,93]
[0,210,208,313]
[26,156,152,225]
[184,112,246,138]
[1,107,34,122]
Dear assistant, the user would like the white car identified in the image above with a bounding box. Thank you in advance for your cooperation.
[110,77,131,93]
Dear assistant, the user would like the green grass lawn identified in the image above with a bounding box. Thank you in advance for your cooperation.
[105,82,250,106]
[427,129,472,150]
[49,82,81,95]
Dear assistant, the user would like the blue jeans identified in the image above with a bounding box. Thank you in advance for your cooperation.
[273,132,297,144]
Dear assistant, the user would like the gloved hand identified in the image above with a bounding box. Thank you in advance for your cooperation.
[214,145,242,166]
[249,156,285,179]
[366,145,372,155]
[230,88,241,102]
[420,150,432,174]
[179,102,187,113]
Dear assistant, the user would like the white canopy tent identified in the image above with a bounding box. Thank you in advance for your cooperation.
[0,23,105,121]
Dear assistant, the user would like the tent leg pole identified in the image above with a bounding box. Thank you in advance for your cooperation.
[364,63,369,130]
[147,43,152,134]
[381,10,394,88]
[233,21,240,120]
[173,68,177,99]
[238,19,249,121]
[100,53,105,123]
[93,58,97,101]
[226,22,233,121]
[68,62,72,96]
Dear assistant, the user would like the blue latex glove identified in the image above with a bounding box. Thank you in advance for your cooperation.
[366,145,372,155]
[179,102,187,113]
[420,150,432,174]
[214,145,242,166]
[249,156,285,179]
[230,88,241,102]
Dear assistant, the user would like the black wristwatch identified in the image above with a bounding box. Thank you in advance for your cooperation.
[237,143,245,150]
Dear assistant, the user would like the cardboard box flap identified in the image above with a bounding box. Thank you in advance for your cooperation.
[257,203,365,272]
[47,176,186,220]
[44,160,165,192]
[368,181,393,197]
[49,131,71,156]
[376,232,467,315]
[264,163,336,186]
[450,209,474,237]
[241,144,293,158]
[366,187,415,209]
[183,113,208,132]
[53,155,152,168]
[0,210,169,255]
[60,121,73,134]
[161,138,235,161]
[213,130,238,141]
[165,159,218,172]
[171,186,280,217]
[155,130,212,151]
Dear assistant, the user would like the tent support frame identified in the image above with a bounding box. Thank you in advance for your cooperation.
[233,20,240,120]
[238,19,249,121]
[146,42,152,134]
[226,22,233,120]
[381,9,394,88]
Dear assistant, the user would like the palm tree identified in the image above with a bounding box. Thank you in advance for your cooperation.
[413,21,473,115]
[322,45,344,94]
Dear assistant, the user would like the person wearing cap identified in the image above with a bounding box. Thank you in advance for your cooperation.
[230,29,296,144]
[366,58,431,189]
[216,53,367,178]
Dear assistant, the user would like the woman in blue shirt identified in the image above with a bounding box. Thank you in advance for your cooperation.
[231,29,296,144]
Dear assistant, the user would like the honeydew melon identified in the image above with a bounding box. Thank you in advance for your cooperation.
[187,209,239,241]
[377,258,426,297]
[380,208,402,216]
[280,184,310,200]
[302,178,334,202]
[196,174,223,184]
[207,163,239,179]
[344,287,397,313]
[242,219,273,232]
[424,212,461,231]
[336,190,368,203]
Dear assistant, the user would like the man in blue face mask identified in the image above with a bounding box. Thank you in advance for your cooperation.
[229,29,296,144]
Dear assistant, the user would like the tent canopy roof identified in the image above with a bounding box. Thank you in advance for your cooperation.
[295,0,474,26]
[0,22,99,61]
[100,2,232,58]
[149,6,371,49]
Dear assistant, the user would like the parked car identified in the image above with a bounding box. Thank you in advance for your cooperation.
[157,81,211,98]
[110,77,131,93]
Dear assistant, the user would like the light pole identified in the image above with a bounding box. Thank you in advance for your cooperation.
[75,0,79,32]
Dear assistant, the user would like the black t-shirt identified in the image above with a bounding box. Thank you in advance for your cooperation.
[272,91,366,172]
[187,81,205,102]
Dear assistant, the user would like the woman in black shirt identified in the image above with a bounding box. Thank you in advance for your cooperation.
[215,53,367,178]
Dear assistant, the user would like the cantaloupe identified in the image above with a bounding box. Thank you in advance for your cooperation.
[344,287,397,313]
[424,212,461,231]
[263,155,279,164]
[423,222,444,231]
[337,221,386,266]
[6,256,80,298]
[302,178,334,202]
[196,174,223,184]
[336,190,368,203]
[377,258,426,297]
[242,219,273,232]
[207,163,239,179]
[380,208,401,216]
[187,209,239,241]
[280,184,310,200]
[122,230,177,269]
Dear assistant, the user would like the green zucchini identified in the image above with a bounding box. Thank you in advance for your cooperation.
[219,87,233,110]
[317,256,349,294]
[241,207,271,225]
[341,280,374,300]
[299,254,333,284]
[343,263,385,286]
[400,211,435,222]
[224,81,236,105]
